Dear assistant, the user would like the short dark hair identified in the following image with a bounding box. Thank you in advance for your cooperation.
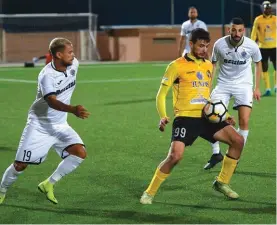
[189,28,210,44]
[188,6,197,11]
[230,17,244,25]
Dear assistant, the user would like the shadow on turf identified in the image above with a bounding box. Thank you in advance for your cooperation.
[1,204,223,224]
[0,146,14,151]
[155,201,276,215]
[103,98,156,105]
[207,170,276,178]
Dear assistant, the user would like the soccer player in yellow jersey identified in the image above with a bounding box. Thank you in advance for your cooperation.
[140,28,245,204]
[251,1,276,96]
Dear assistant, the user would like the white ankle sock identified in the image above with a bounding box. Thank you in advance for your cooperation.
[211,141,220,154]
[48,155,84,184]
[237,128,249,146]
[0,164,23,192]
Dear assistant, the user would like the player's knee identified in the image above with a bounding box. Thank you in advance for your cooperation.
[262,61,268,72]
[75,146,86,159]
[168,152,183,164]
[232,134,244,151]
[13,161,28,171]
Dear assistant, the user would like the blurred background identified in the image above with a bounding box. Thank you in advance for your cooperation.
[0,0,276,63]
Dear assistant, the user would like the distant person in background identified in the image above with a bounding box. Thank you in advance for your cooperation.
[251,1,276,96]
[33,51,52,65]
[178,6,208,57]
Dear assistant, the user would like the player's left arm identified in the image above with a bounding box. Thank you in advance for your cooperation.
[252,45,262,101]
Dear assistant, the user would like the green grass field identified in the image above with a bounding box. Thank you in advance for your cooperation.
[0,63,275,224]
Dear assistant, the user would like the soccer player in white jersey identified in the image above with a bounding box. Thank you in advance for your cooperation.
[0,37,90,204]
[178,6,208,57]
[204,17,262,170]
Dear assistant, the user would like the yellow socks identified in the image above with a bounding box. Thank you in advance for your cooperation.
[217,155,238,184]
[145,168,170,196]
[262,72,271,90]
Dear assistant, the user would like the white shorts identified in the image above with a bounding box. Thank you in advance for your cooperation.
[15,123,84,164]
[210,84,253,110]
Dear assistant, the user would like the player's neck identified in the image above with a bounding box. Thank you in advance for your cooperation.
[52,60,67,72]
[229,36,244,48]
[190,18,197,23]
[263,13,272,18]
[187,53,203,63]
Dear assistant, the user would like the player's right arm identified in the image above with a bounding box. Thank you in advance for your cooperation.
[210,41,219,91]
[156,62,178,131]
[250,17,259,42]
[40,75,90,119]
[178,23,186,56]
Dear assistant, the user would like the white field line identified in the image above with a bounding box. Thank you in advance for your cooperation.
[0,63,167,71]
[0,77,160,84]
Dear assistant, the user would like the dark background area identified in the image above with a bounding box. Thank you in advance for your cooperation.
[1,0,275,30]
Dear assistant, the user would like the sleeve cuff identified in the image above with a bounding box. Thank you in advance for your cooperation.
[44,92,56,100]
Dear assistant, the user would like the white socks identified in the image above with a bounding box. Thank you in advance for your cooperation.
[48,155,84,184]
[211,142,220,154]
[237,128,249,146]
[0,164,23,192]
[211,128,249,154]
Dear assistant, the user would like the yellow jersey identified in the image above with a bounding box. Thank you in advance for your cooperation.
[161,54,213,118]
[251,14,276,49]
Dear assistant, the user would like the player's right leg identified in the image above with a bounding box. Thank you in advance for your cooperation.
[38,124,86,204]
[140,117,198,204]
[204,85,231,170]
[0,124,54,204]
[269,48,276,93]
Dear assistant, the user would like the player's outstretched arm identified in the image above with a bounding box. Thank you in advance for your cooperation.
[45,95,90,119]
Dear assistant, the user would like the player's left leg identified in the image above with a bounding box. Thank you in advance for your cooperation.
[201,121,244,199]
[38,125,86,204]
[205,85,231,170]
[269,48,276,93]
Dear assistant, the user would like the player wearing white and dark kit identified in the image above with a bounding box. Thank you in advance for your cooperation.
[0,38,90,204]
[178,7,208,57]
[204,18,262,170]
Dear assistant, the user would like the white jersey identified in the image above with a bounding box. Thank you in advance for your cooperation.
[27,58,79,126]
[212,36,262,85]
[180,19,208,54]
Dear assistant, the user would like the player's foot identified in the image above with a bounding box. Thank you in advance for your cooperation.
[204,153,223,170]
[213,180,239,199]
[140,191,154,204]
[262,90,271,97]
[38,179,58,204]
[0,186,7,204]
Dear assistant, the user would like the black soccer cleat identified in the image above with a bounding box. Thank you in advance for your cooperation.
[204,153,224,170]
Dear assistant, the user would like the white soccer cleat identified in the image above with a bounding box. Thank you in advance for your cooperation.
[140,191,154,204]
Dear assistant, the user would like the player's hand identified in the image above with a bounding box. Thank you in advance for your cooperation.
[159,117,170,132]
[226,115,236,126]
[253,88,261,102]
[73,105,90,119]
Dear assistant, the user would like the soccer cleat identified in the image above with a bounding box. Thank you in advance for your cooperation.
[213,180,239,199]
[140,191,154,204]
[38,179,58,204]
[204,153,223,170]
[0,192,6,204]
[262,90,271,97]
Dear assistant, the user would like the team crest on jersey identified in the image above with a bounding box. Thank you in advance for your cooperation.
[70,69,76,76]
[241,50,247,58]
[206,70,211,78]
[196,72,203,80]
